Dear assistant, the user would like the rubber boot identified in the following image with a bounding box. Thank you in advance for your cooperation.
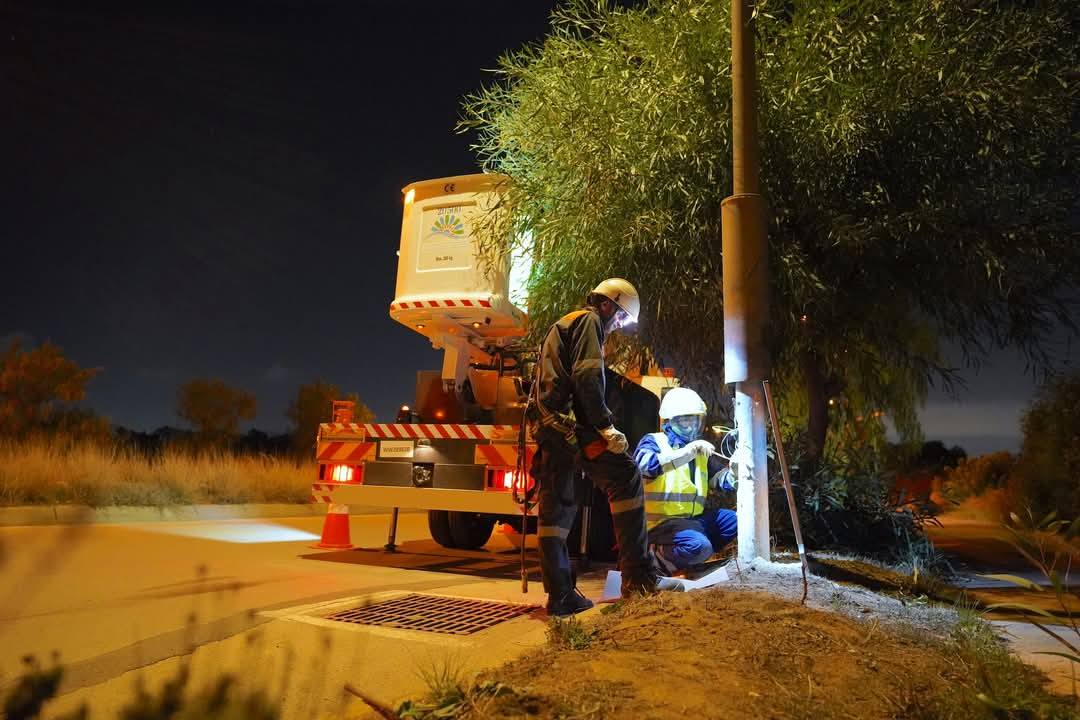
[546,588,594,617]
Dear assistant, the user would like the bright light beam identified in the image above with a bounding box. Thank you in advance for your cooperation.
[140,521,320,544]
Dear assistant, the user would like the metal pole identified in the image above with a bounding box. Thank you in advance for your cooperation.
[725,0,771,563]
[762,380,810,603]
[732,0,759,196]
[384,507,399,551]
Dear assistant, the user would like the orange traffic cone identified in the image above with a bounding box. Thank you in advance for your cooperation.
[313,503,353,549]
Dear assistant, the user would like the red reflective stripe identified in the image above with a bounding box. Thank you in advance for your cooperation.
[428,300,438,307]
[467,424,482,439]
[478,445,501,465]
[479,299,491,307]
[434,424,451,438]
[386,424,403,438]
[445,299,456,306]
[318,442,343,460]
[346,443,373,461]
[461,299,474,307]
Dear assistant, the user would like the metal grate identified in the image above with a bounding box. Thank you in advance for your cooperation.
[325,594,539,635]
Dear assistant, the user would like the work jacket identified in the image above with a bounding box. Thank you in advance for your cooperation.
[636,428,709,530]
[534,307,613,440]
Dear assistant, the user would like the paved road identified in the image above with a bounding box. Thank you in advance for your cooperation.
[0,511,567,719]
[927,515,1079,697]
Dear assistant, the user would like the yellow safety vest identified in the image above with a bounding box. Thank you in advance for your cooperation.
[643,432,708,530]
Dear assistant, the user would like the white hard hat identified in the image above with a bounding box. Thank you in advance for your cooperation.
[659,387,707,420]
[590,278,640,323]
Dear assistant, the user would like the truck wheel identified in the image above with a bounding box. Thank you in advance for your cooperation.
[448,512,496,550]
[428,510,457,548]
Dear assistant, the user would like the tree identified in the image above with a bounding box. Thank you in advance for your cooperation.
[176,379,256,446]
[461,0,1079,464]
[1016,370,1080,520]
[0,338,101,437]
[286,380,374,457]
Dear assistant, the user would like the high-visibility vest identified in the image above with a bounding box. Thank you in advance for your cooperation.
[642,432,707,530]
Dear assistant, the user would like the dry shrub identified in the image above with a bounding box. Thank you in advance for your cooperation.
[0,439,313,507]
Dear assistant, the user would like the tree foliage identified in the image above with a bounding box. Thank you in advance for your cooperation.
[0,339,101,438]
[1016,370,1080,520]
[176,379,256,445]
[461,0,1079,460]
[286,380,373,456]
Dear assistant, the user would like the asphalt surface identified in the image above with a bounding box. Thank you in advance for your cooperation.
[0,510,563,719]
[2,509,1074,716]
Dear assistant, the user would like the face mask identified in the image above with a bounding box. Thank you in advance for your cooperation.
[603,307,630,334]
[670,415,702,441]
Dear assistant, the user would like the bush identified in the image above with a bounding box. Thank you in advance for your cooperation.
[0,439,313,507]
[1014,371,1080,521]
[770,438,944,573]
[942,451,1018,505]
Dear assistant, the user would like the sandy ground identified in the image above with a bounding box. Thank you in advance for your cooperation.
[355,560,1079,720]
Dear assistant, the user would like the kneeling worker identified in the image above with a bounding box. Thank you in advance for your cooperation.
[633,387,737,574]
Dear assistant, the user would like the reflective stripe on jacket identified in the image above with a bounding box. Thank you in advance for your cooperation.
[641,431,707,530]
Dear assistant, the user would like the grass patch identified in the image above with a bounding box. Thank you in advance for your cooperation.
[546,616,599,650]
[3,654,279,720]
[0,440,314,507]
[927,607,1079,719]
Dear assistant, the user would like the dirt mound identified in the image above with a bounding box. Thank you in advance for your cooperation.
[479,590,952,719]
[453,562,1070,720]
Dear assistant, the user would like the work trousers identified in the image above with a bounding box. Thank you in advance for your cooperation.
[531,427,652,599]
[649,509,738,570]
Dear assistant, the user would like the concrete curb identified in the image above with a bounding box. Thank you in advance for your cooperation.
[0,503,411,527]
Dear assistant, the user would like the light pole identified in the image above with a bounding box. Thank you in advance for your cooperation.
[722,0,770,563]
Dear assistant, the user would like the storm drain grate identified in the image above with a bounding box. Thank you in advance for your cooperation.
[325,594,540,635]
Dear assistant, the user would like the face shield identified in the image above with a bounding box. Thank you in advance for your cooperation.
[669,414,703,442]
[603,306,634,334]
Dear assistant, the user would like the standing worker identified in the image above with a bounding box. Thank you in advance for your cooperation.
[633,387,738,574]
[531,278,680,617]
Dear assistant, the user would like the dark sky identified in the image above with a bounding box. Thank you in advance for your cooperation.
[1,0,558,432]
[1,0,1074,454]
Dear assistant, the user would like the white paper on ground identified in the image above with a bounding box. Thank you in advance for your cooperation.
[600,564,730,601]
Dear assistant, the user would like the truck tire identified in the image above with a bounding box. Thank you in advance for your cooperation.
[428,510,457,548]
[448,512,496,550]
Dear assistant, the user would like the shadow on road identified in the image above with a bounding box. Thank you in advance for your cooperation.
[300,538,547,581]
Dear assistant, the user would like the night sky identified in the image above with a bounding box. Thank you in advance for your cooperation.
[1,0,1074,454]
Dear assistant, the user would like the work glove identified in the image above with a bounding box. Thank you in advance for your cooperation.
[709,467,736,491]
[657,439,714,470]
[685,439,715,457]
[598,426,629,454]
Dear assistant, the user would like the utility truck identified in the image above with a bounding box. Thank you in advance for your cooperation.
[311,174,670,557]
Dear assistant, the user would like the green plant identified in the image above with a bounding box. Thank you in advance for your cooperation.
[980,509,1080,692]
[942,452,1018,506]
[1,654,277,720]
[546,616,598,651]
[395,658,468,720]
[940,609,1077,718]
[2,654,86,720]
[1016,372,1080,521]
[462,0,1080,469]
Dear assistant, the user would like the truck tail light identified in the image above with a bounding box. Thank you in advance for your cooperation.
[325,464,359,483]
[486,468,527,491]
